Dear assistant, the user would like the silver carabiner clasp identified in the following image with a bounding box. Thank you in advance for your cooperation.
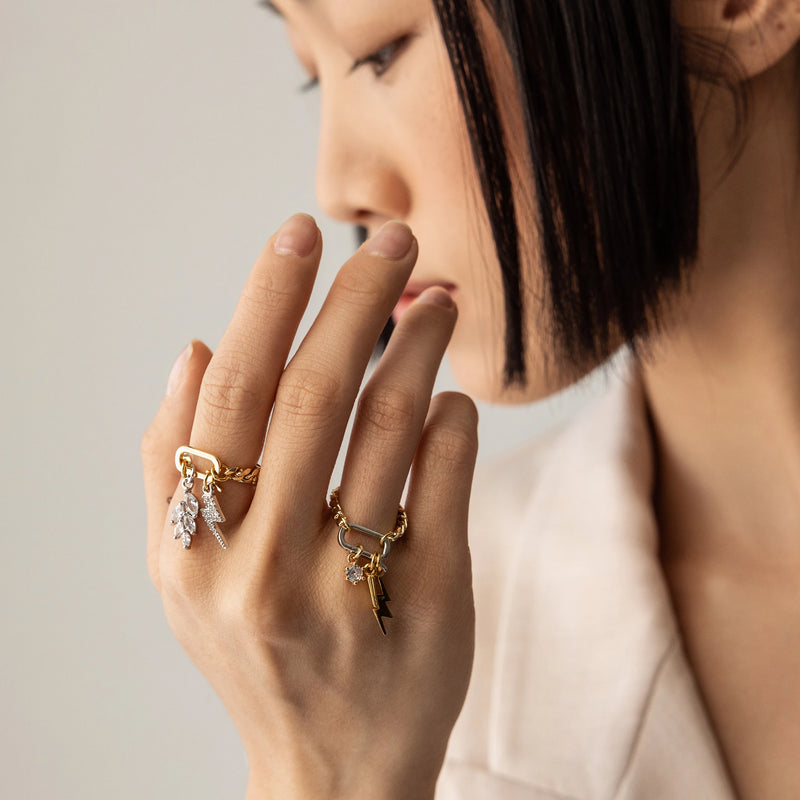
[337,523,392,570]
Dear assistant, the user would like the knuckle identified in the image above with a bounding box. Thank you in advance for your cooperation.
[217,577,295,650]
[357,384,418,437]
[245,269,303,322]
[275,366,343,431]
[159,557,215,609]
[218,582,263,631]
[333,263,385,309]
[425,424,478,467]
[200,360,262,425]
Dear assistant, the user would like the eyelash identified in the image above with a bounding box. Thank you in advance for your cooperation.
[299,33,415,93]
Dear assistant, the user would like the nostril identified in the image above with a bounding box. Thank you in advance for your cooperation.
[354,209,374,226]
[722,0,753,20]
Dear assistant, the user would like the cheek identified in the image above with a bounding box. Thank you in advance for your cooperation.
[393,11,572,403]
[408,104,518,398]
[442,10,581,404]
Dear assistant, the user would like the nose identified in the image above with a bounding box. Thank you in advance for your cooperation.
[314,92,411,228]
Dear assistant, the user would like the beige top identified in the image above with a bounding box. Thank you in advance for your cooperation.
[437,364,736,799]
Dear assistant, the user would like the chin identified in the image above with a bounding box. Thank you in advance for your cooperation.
[447,344,602,406]
[447,352,547,405]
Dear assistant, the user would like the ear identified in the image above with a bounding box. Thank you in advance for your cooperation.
[676,0,800,79]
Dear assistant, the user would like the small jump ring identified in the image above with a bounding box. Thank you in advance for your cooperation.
[175,445,261,487]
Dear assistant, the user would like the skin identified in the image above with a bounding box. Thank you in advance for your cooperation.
[644,4,800,797]
[278,0,547,401]
[141,0,800,797]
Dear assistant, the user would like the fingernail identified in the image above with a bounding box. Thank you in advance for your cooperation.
[274,213,318,256]
[366,221,414,259]
[167,342,193,396]
[416,286,455,309]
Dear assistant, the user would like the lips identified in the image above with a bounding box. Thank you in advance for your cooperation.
[393,281,458,322]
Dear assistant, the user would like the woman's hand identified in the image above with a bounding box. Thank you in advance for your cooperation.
[141,215,478,800]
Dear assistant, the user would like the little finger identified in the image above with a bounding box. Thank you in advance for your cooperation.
[141,340,213,591]
[402,391,479,594]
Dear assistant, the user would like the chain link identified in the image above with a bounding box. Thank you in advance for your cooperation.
[328,487,407,541]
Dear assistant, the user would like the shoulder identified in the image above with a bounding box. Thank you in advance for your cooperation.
[440,356,734,799]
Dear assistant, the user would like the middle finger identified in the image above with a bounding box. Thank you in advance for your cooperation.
[252,220,418,522]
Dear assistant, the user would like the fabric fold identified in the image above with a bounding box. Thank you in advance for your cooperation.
[439,360,734,799]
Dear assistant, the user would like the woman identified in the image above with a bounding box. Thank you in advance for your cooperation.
[141,0,800,797]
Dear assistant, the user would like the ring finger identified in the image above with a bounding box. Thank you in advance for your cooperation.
[336,286,458,538]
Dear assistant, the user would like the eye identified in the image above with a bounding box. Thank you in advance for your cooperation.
[296,32,416,93]
[349,33,416,79]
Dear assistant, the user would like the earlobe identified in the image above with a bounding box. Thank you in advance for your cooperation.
[677,0,800,79]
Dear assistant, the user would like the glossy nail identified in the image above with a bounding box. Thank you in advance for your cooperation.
[366,221,414,259]
[274,213,318,256]
[416,286,455,309]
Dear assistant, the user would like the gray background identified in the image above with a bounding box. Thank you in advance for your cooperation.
[1,2,606,797]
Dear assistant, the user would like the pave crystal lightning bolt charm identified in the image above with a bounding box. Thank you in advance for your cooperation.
[200,483,227,550]
[173,446,259,551]
[171,466,200,549]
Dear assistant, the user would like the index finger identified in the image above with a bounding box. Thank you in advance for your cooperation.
[187,213,322,520]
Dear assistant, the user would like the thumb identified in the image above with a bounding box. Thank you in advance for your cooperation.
[141,340,213,590]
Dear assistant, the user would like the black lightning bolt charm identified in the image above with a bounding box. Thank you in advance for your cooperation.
[367,574,392,635]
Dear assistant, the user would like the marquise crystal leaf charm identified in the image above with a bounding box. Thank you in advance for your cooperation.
[201,484,228,550]
[171,466,199,549]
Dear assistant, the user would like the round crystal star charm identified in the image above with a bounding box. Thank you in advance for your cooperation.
[345,563,364,584]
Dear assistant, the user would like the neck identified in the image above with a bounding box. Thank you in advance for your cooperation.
[642,51,800,572]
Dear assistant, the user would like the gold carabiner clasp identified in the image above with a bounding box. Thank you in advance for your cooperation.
[175,446,222,486]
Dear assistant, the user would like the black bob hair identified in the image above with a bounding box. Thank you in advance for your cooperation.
[378,0,749,385]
